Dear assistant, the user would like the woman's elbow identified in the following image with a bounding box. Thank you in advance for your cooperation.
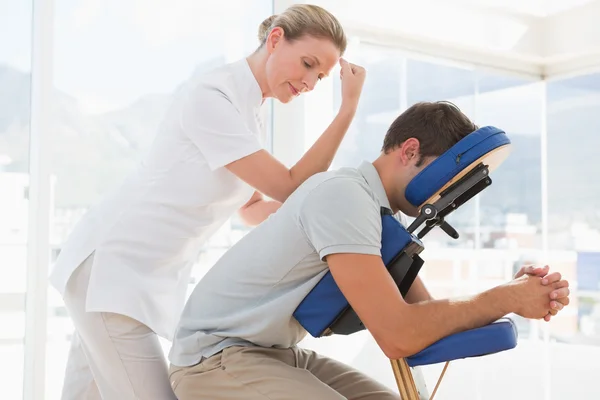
[237,207,258,227]
[270,179,298,203]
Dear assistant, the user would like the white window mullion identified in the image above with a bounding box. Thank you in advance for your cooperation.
[539,80,552,400]
[24,0,54,399]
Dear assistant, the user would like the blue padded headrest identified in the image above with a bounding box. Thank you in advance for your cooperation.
[405,126,510,208]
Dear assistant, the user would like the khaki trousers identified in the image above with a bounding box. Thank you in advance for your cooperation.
[61,253,177,400]
[169,346,398,400]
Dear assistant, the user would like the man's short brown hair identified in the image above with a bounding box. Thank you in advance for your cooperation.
[382,101,478,166]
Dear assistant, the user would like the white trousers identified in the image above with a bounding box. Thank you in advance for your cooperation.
[60,253,178,400]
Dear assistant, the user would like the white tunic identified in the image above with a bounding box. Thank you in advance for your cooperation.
[49,58,264,340]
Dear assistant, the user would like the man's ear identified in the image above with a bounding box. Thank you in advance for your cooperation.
[399,138,421,165]
[266,27,284,54]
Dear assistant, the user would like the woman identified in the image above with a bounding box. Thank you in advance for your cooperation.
[50,3,366,400]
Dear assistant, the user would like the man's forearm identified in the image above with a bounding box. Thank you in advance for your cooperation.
[327,253,521,360]
[394,284,514,357]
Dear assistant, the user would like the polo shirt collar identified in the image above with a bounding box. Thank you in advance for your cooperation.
[358,161,392,211]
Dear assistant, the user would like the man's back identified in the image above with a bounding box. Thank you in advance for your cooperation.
[169,162,391,367]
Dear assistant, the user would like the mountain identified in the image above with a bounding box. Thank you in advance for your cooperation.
[0,65,31,133]
[48,92,172,208]
[546,97,600,232]
[1,60,599,230]
[331,68,600,234]
[0,64,181,207]
[479,133,542,223]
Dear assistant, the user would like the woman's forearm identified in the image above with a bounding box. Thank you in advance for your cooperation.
[289,105,356,184]
[238,198,282,226]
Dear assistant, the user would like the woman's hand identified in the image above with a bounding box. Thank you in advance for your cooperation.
[339,58,366,112]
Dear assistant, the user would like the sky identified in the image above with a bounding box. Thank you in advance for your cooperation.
[0,0,272,113]
[0,1,32,72]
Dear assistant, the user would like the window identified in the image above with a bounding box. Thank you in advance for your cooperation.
[296,40,600,399]
[7,1,600,398]
[330,45,403,169]
[45,1,273,398]
[0,1,32,398]
[546,73,600,398]
[406,57,478,252]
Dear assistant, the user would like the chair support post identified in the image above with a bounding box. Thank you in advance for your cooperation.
[412,366,430,399]
[390,359,420,400]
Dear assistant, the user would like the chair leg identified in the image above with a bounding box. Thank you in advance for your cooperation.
[390,359,420,399]
[411,366,430,399]
[428,362,449,400]
[390,359,450,400]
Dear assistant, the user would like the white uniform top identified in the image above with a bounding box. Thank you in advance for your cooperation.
[49,58,265,340]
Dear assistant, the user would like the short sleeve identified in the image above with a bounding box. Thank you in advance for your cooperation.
[298,178,382,260]
[397,212,409,227]
[180,84,262,170]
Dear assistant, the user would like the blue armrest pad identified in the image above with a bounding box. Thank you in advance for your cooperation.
[293,215,416,337]
[406,318,518,367]
[405,126,510,208]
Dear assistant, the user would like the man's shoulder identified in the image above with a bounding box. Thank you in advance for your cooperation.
[284,168,380,224]
[293,167,375,203]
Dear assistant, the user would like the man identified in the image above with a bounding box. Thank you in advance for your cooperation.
[168,102,571,399]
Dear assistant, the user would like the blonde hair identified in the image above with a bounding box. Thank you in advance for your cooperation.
[257,4,347,54]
